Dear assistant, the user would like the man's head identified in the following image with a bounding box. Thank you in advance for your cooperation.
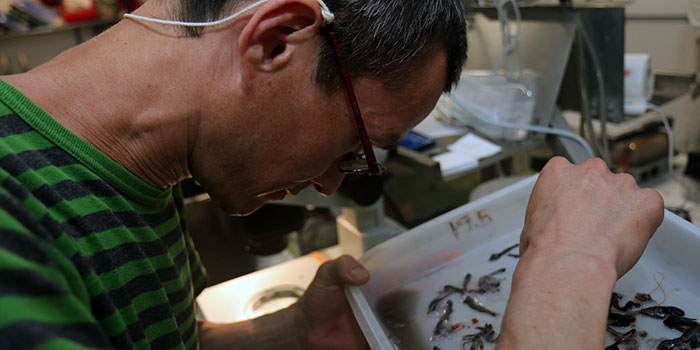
[176,0,467,215]
[176,0,467,93]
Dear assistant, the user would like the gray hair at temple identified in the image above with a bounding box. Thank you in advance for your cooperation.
[176,0,468,93]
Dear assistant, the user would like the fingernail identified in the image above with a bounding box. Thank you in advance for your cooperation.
[348,266,369,281]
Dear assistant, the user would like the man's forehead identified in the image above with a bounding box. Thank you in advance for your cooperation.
[361,48,449,151]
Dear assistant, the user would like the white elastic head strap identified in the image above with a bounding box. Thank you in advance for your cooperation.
[123,0,335,26]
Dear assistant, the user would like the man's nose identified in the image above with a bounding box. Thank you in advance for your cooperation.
[312,166,346,196]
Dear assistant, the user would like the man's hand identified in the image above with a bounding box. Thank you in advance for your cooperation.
[497,157,664,350]
[198,255,370,350]
[293,255,370,350]
[520,156,664,277]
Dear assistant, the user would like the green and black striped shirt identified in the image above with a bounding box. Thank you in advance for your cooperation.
[0,80,208,349]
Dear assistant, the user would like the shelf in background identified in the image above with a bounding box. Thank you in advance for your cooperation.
[0,18,117,41]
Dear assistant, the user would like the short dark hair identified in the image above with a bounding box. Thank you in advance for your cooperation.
[177,0,468,92]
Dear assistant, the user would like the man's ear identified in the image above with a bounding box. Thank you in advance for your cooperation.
[238,0,323,72]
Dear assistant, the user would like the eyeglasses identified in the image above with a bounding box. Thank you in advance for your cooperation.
[323,24,385,176]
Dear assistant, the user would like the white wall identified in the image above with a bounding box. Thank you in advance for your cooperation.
[626,0,689,15]
[625,0,699,75]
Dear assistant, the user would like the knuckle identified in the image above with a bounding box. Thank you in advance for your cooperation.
[336,254,356,264]
[637,189,665,225]
[639,188,664,208]
[317,259,333,274]
[334,254,359,271]
[582,157,609,173]
[541,156,570,175]
[548,156,570,168]
[615,173,638,188]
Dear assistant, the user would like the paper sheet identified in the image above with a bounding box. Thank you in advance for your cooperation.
[433,134,502,178]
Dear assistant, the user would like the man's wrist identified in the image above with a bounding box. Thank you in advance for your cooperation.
[517,238,618,288]
[521,228,619,279]
[497,241,618,349]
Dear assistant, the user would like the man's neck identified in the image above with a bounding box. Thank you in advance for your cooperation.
[2,8,207,189]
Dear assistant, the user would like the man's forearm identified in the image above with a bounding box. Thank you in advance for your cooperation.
[497,245,618,350]
[198,305,306,350]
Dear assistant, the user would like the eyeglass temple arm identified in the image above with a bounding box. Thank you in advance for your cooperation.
[324,24,381,175]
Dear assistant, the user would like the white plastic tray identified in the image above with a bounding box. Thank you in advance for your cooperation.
[347,175,700,350]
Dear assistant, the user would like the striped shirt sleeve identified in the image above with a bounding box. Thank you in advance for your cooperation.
[0,192,112,350]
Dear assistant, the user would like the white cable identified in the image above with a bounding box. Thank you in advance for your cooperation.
[124,0,270,26]
[646,103,695,208]
[317,0,335,24]
[689,0,700,28]
[449,95,595,159]
[492,0,522,80]
[647,104,677,178]
[576,16,610,164]
[123,0,335,27]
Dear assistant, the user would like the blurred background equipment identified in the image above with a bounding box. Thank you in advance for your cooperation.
[0,0,146,75]
[689,0,700,28]
[0,0,62,32]
[0,0,143,35]
[624,53,655,115]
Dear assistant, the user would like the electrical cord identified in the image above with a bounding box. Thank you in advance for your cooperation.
[647,104,677,179]
[689,0,700,28]
[493,0,522,81]
[447,94,595,159]
[646,103,698,209]
[576,16,611,165]
[574,29,606,162]
[123,0,335,26]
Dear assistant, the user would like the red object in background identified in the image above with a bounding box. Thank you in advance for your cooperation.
[60,0,98,22]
